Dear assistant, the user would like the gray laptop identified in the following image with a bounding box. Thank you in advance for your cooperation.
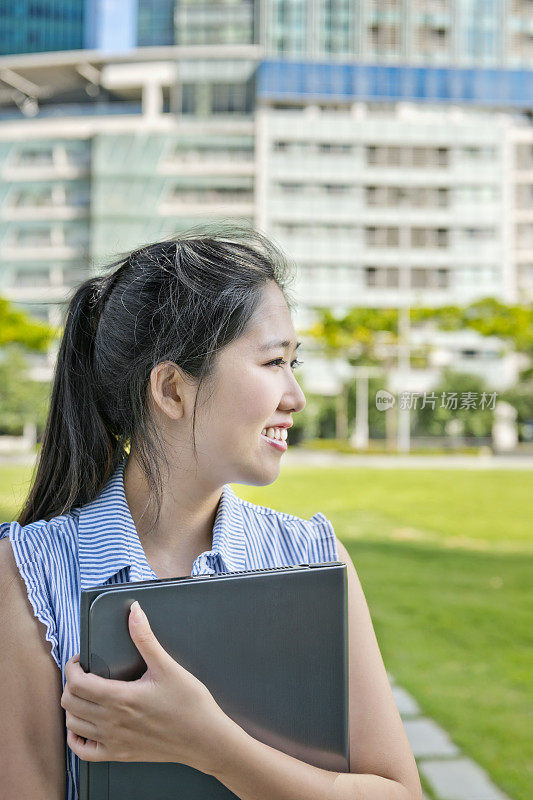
[78,561,349,800]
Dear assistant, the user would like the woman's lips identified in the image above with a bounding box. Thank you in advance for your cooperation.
[260,432,288,452]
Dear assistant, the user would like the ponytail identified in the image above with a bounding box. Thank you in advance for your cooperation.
[17,277,127,525]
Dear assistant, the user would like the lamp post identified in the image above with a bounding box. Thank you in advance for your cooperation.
[397,256,411,454]
[349,366,384,450]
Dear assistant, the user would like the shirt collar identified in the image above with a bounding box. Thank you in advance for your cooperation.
[77,458,246,590]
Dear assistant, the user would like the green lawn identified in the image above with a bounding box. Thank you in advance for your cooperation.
[237,467,533,800]
[1,464,532,799]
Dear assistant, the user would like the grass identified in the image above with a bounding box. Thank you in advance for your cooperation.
[238,466,533,551]
[1,463,531,799]
[237,467,533,800]
[0,464,35,519]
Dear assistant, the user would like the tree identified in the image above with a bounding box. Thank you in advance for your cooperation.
[412,298,533,359]
[0,295,57,437]
[0,345,51,436]
[0,296,57,351]
[303,298,532,443]
[414,370,494,438]
[302,308,396,439]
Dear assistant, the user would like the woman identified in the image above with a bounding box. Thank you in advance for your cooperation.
[0,228,422,800]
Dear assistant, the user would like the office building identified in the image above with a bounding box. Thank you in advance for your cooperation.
[1,49,532,333]
[0,2,532,391]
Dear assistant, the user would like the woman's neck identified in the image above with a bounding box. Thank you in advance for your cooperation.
[122,453,222,577]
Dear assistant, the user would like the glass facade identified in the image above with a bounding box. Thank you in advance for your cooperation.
[0,0,531,66]
[257,61,533,108]
[175,0,256,46]
[137,0,174,46]
[0,0,84,55]
[260,0,530,68]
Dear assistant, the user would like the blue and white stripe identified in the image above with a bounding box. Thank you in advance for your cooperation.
[0,457,338,800]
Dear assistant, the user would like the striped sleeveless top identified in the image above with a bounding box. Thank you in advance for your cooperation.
[0,457,338,800]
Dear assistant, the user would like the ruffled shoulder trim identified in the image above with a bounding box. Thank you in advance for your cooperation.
[280,511,339,564]
[0,521,61,669]
[306,511,339,563]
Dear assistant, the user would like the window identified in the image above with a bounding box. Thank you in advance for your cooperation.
[365,145,449,168]
[410,267,449,288]
[365,266,378,287]
[463,227,494,241]
[412,267,429,288]
[366,186,378,205]
[12,146,54,166]
[460,146,496,161]
[13,227,53,246]
[411,228,449,247]
[14,268,51,287]
[278,182,305,193]
[437,188,449,206]
[365,227,400,247]
[64,226,89,248]
[386,267,399,287]
[64,143,91,168]
[364,266,401,288]
[318,143,353,154]
[323,183,352,194]
[10,187,54,207]
[211,82,252,114]
[437,148,448,166]
[436,268,449,287]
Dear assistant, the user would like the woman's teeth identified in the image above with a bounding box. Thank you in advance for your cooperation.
[261,427,288,441]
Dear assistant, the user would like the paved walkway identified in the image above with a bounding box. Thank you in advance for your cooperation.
[389,673,510,800]
[3,450,533,470]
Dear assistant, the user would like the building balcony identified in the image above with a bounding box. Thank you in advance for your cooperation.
[158,200,255,217]
[268,199,500,226]
[159,159,255,176]
[0,243,88,261]
[1,206,88,221]
[2,165,90,182]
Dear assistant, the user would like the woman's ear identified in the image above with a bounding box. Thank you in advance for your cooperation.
[149,362,188,421]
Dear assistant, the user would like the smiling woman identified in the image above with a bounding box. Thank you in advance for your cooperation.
[0,225,422,800]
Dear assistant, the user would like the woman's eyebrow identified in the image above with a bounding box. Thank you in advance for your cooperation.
[259,340,301,352]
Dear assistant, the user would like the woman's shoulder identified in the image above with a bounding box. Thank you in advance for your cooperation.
[0,514,80,637]
[0,512,80,670]
[236,494,339,563]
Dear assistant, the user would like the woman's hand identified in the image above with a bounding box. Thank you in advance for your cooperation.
[61,601,232,774]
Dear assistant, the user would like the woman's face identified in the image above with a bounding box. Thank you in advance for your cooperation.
[196,281,307,487]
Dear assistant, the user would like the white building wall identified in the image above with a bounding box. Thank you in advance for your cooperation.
[259,102,518,311]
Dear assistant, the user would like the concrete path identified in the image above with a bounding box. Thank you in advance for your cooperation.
[389,674,511,800]
[3,450,533,470]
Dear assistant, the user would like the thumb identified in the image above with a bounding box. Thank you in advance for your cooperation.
[128,601,172,674]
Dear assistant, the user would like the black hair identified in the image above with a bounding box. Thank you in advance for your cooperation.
[18,225,296,529]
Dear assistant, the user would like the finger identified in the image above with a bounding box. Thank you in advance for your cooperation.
[64,653,80,682]
[61,687,103,721]
[67,728,107,762]
[128,601,174,676]
[65,711,99,741]
[65,658,129,704]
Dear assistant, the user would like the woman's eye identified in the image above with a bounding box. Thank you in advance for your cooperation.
[268,358,304,370]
